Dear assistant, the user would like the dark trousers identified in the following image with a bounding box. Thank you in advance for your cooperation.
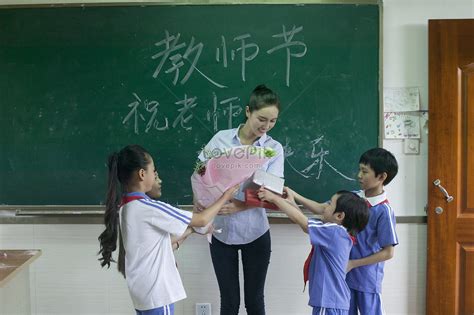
[210,230,271,315]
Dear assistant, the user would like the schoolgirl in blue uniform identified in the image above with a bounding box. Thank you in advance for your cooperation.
[257,188,369,315]
[98,144,237,315]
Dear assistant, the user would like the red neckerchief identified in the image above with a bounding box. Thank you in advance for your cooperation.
[303,246,314,292]
[303,232,356,292]
[120,194,145,207]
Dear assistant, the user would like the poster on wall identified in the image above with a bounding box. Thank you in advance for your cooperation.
[384,112,421,139]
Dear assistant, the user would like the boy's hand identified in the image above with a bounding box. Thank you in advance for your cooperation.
[346,259,355,273]
[257,186,278,203]
[283,186,296,204]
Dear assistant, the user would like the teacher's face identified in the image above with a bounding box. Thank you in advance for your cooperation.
[245,105,279,138]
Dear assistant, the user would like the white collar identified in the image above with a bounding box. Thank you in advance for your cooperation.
[233,124,267,146]
[358,190,388,207]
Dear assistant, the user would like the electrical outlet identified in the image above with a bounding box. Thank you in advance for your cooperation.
[195,303,211,315]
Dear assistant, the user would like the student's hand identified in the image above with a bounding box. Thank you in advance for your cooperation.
[223,184,240,200]
[257,186,277,203]
[172,227,194,251]
[193,222,215,235]
[219,200,246,215]
[283,186,296,204]
[346,259,355,273]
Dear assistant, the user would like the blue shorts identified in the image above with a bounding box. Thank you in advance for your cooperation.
[136,304,174,315]
[349,289,385,315]
[312,307,348,315]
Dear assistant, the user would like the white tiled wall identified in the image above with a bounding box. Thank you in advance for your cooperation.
[0,223,426,315]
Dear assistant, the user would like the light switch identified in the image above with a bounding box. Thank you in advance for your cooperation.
[404,139,420,155]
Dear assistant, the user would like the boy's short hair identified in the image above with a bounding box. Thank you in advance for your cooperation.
[359,148,398,185]
[335,191,369,236]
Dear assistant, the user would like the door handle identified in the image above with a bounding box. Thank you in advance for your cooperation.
[433,179,454,202]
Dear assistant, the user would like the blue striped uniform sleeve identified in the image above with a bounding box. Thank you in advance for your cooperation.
[139,199,193,237]
[308,219,338,248]
[377,203,399,247]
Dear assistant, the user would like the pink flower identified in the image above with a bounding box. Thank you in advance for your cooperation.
[191,146,274,236]
[192,146,274,207]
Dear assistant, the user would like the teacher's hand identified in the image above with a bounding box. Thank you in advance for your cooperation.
[218,199,247,215]
[193,196,205,213]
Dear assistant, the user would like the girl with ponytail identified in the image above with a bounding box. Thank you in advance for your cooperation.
[98,144,237,315]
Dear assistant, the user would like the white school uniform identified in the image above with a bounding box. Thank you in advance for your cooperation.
[119,192,193,311]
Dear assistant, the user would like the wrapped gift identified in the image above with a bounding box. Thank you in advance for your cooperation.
[191,145,277,236]
[242,169,285,210]
[244,188,279,210]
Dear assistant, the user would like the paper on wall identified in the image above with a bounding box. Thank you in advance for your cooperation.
[384,112,421,139]
[383,87,420,112]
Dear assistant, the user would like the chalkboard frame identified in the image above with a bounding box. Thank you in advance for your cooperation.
[0,1,381,207]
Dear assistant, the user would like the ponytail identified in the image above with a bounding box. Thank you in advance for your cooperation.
[98,152,126,277]
[98,145,151,278]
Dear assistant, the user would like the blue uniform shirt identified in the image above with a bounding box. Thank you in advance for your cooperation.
[308,219,353,310]
[197,126,284,245]
[346,190,399,294]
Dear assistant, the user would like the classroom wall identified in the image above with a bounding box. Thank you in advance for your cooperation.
[1,0,473,314]
[0,223,426,315]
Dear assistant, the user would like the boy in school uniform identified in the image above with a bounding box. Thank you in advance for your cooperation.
[346,148,399,315]
[257,188,369,315]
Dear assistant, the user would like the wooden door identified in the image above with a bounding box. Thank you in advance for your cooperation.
[427,19,474,315]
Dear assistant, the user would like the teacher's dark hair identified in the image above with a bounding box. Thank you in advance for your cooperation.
[248,84,280,112]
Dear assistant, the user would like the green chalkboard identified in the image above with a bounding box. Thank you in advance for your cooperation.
[0,4,379,205]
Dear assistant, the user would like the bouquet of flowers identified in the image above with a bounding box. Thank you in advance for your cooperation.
[191,145,276,236]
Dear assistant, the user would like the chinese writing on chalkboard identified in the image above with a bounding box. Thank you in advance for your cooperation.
[284,136,356,182]
[151,25,307,88]
[123,25,308,135]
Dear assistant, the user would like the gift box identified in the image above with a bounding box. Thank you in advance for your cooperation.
[242,169,285,194]
[243,169,285,210]
[244,188,280,210]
